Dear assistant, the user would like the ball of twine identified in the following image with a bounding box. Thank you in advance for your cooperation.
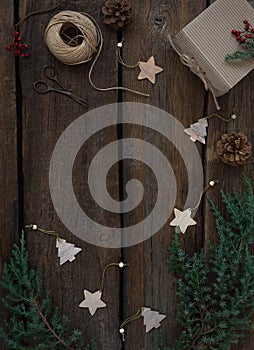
[44,11,100,65]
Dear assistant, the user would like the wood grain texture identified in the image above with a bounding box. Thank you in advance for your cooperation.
[0,1,19,349]
[18,0,120,349]
[1,0,254,349]
[204,2,254,350]
[121,1,207,349]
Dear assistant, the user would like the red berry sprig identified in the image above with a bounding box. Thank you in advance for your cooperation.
[231,20,254,44]
[6,31,30,58]
[226,20,254,60]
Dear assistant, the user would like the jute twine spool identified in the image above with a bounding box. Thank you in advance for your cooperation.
[44,11,100,65]
[44,10,149,96]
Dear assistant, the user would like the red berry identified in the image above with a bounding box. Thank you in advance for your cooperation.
[24,43,28,49]
[236,35,241,41]
[231,29,237,34]
[10,43,15,48]
[243,19,249,24]
[6,45,11,51]
[236,31,241,36]
[245,24,250,30]
[14,50,19,56]
[240,37,246,43]
[25,53,30,58]
[14,31,19,38]
[251,28,254,33]
[17,37,22,41]
[15,42,18,46]
[18,43,23,49]
[246,33,251,38]
[21,53,25,58]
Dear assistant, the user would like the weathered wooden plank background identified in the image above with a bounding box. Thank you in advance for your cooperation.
[1,0,254,349]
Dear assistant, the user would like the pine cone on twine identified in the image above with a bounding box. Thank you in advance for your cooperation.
[216,132,252,167]
[102,0,132,30]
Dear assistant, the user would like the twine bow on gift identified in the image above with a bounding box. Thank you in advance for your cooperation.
[167,34,220,110]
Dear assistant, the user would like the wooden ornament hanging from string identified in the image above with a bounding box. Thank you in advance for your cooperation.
[44,10,149,97]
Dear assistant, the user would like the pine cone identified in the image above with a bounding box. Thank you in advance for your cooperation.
[102,0,132,30]
[216,132,252,167]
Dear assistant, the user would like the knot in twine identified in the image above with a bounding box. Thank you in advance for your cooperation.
[180,54,208,90]
[44,11,100,65]
[167,34,220,110]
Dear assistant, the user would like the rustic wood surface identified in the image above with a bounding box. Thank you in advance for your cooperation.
[0,1,19,349]
[0,1,254,350]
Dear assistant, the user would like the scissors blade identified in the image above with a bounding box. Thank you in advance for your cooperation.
[54,90,88,108]
[69,94,88,107]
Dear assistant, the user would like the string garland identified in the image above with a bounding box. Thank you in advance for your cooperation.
[184,112,237,145]
[25,224,82,266]
[170,180,218,234]
[44,11,149,97]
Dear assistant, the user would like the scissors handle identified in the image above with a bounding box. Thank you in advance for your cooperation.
[33,81,52,94]
[44,65,57,80]
[44,65,67,90]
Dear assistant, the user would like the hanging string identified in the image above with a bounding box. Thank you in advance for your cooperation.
[25,224,60,240]
[13,0,70,31]
[167,34,220,110]
[119,308,143,341]
[116,41,139,68]
[87,15,149,97]
[44,11,149,97]
[100,262,129,292]
[207,113,237,122]
[191,180,219,212]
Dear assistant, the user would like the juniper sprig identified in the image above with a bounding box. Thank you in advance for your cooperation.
[0,232,95,350]
[168,177,254,350]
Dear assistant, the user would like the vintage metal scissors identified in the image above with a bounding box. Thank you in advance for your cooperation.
[33,65,88,108]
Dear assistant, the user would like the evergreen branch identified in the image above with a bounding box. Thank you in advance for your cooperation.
[225,50,252,60]
[0,232,94,350]
[226,21,254,61]
[168,177,254,350]
[33,298,75,350]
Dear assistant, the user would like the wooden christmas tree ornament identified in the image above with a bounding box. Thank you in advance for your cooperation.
[119,307,166,341]
[25,224,82,266]
[184,113,237,145]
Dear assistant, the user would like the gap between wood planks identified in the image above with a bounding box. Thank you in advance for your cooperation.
[14,0,25,234]
[116,28,125,350]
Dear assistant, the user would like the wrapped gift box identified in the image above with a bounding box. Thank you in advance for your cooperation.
[173,0,254,98]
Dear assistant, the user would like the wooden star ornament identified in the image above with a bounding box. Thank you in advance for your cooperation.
[138,56,163,84]
[170,208,197,234]
[79,290,106,316]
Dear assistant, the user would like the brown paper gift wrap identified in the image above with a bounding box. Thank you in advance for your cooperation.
[173,0,254,97]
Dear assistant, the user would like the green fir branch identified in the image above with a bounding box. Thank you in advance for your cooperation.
[225,50,252,60]
[225,39,254,60]
[168,177,254,350]
[0,232,95,350]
